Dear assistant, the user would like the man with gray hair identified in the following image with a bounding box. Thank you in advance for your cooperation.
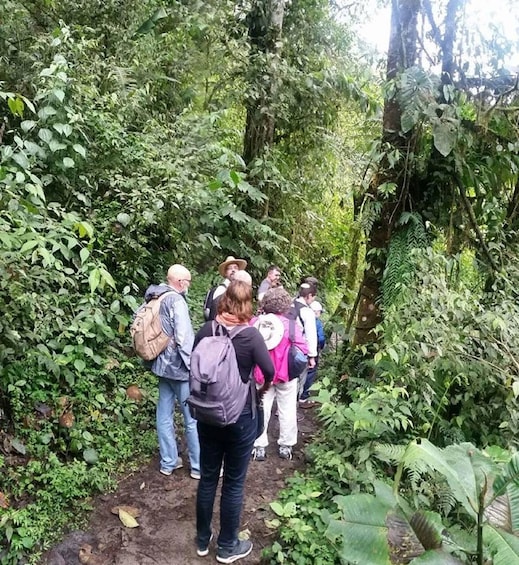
[143,264,200,479]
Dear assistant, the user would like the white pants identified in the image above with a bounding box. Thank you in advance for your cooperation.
[254,379,298,448]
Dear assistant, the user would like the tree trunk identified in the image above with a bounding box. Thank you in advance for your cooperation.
[353,0,420,346]
[243,0,285,166]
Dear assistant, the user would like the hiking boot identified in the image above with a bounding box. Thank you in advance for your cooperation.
[216,540,253,563]
[159,458,183,476]
[252,446,266,461]
[279,445,293,460]
[196,533,213,557]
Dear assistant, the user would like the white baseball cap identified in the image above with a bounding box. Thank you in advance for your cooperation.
[310,301,323,313]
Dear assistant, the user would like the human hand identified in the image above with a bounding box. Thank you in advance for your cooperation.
[308,357,316,369]
[258,382,271,399]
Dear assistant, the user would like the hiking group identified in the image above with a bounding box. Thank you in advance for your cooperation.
[131,256,326,563]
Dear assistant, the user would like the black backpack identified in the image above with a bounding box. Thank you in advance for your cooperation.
[203,284,226,321]
[286,300,306,330]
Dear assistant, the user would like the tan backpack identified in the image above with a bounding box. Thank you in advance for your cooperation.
[130,292,175,361]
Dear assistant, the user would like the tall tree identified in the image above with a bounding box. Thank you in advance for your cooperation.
[353,0,421,345]
[243,0,286,165]
[352,0,519,346]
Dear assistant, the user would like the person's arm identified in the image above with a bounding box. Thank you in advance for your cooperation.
[171,296,194,369]
[250,330,275,397]
[301,307,318,358]
[257,279,269,301]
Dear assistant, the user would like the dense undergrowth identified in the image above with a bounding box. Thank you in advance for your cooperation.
[0,10,358,561]
[1,360,156,563]
[263,249,519,564]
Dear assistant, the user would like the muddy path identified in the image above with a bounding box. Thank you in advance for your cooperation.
[44,408,318,565]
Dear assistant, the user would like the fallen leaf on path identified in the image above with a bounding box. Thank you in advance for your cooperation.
[238,529,251,540]
[118,508,139,528]
[59,411,75,428]
[139,481,145,490]
[265,518,280,529]
[110,505,141,518]
[126,385,143,401]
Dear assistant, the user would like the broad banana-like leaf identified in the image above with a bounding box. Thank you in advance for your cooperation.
[328,494,395,565]
[484,494,512,532]
[489,452,519,533]
[409,512,442,550]
[409,549,465,564]
[329,494,457,565]
[484,524,519,565]
[400,440,496,519]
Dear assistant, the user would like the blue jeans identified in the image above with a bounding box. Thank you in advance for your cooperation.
[196,409,256,550]
[156,378,200,473]
[301,357,319,400]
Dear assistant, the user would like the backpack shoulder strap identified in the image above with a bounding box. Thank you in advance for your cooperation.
[203,287,215,310]
[146,289,175,304]
[291,300,305,327]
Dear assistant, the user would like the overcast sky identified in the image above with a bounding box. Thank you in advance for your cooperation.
[357,0,519,71]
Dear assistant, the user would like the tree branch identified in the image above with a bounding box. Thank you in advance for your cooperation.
[456,176,499,272]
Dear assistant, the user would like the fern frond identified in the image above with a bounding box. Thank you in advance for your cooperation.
[374,443,407,464]
[382,214,429,310]
[436,484,458,517]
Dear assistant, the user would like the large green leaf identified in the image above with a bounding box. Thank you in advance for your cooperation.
[432,118,457,157]
[328,493,423,565]
[484,525,519,565]
[328,494,394,564]
[400,440,496,519]
[491,453,519,533]
[409,550,465,564]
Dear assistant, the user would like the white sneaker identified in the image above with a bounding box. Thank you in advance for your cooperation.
[160,458,183,475]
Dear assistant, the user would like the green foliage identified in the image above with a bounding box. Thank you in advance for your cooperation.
[381,213,429,309]
[328,440,519,565]
[264,368,417,564]
[0,361,157,563]
[262,475,341,565]
[371,247,519,447]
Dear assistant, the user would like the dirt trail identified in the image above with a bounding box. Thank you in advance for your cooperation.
[44,408,318,565]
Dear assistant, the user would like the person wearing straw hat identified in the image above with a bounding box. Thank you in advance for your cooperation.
[203,255,247,321]
[250,287,308,462]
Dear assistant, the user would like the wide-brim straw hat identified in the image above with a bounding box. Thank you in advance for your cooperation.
[218,255,247,277]
[253,313,284,350]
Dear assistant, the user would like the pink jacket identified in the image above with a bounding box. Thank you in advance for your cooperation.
[251,314,309,385]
